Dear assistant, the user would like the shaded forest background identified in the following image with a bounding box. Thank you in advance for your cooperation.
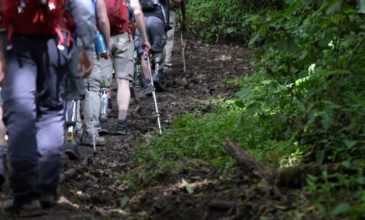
[129,0,365,219]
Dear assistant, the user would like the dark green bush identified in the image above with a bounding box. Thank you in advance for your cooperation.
[185,0,284,43]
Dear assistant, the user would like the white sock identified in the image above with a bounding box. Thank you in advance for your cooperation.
[118,110,127,121]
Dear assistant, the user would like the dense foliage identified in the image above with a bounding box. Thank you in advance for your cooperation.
[246,0,365,164]
[129,0,365,218]
[240,1,365,216]
[185,0,284,43]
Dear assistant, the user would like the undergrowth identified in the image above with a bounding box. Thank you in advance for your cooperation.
[123,0,365,218]
[185,0,283,44]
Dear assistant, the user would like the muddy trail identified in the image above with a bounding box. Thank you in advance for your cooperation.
[1,35,296,219]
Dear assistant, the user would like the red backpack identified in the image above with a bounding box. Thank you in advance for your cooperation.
[1,0,69,50]
[105,0,133,35]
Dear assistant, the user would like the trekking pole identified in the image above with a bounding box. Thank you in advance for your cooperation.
[144,52,162,134]
[180,32,186,73]
[87,80,97,153]
[180,2,187,73]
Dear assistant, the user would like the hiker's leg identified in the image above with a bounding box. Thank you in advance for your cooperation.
[164,11,176,67]
[82,55,111,143]
[2,37,41,204]
[36,38,68,196]
[111,33,134,122]
[147,16,167,54]
[140,16,167,81]
[83,55,103,135]
[64,45,84,148]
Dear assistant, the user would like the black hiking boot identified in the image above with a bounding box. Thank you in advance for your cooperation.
[39,194,58,209]
[116,119,128,135]
[63,141,80,161]
[144,83,153,97]
[1,199,43,217]
[133,72,144,88]
[99,116,108,135]
[81,132,106,146]
[153,72,166,92]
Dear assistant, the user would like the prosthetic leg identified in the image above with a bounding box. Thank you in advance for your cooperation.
[151,53,167,92]
[64,99,80,160]
[99,79,109,135]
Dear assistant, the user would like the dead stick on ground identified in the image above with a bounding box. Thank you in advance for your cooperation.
[223,140,276,183]
[223,140,355,188]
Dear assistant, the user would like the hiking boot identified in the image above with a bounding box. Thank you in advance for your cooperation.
[144,83,153,97]
[99,116,108,135]
[39,194,58,209]
[116,119,127,135]
[153,71,166,92]
[75,129,83,144]
[1,199,42,217]
[81,132,106,146]
[63,141,80,161]
[133,72,143,88]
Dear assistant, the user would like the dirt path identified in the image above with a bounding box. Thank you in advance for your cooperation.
[1,36,260,219]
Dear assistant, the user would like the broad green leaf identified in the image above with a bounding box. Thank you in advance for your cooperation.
[226,27,235,34]
[344,140,357,149]
[249,32,261,46]
[330,203,350,216]
[326,0,343,15]
[261,80,272,85]
[359,0,365,13]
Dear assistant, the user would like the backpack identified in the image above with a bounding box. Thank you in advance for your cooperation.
[1,0,68,50]
[139,0,159,11]
[105,0,130,35]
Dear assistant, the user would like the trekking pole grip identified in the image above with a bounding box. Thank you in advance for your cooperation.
[143,49,149,61]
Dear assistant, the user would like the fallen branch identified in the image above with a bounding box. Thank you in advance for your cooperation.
[223,140,276,183]
[223,140,361,188]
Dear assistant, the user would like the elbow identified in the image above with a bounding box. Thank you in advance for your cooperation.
[98,18,109,28]
[133,10,143,18]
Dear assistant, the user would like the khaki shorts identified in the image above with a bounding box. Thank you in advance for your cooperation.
[111,33,135,81]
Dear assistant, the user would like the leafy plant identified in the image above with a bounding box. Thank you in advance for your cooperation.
[125,1,365,218]
[185,0,284,43]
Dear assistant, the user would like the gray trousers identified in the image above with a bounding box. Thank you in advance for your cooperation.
[164,11,176,66]
[135,16,167,54]
[2,35,68,204]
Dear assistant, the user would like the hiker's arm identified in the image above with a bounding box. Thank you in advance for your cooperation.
[96,0,111,51]
[130,0,151,51]
[67,0,96,77]
[68,0,96,53]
